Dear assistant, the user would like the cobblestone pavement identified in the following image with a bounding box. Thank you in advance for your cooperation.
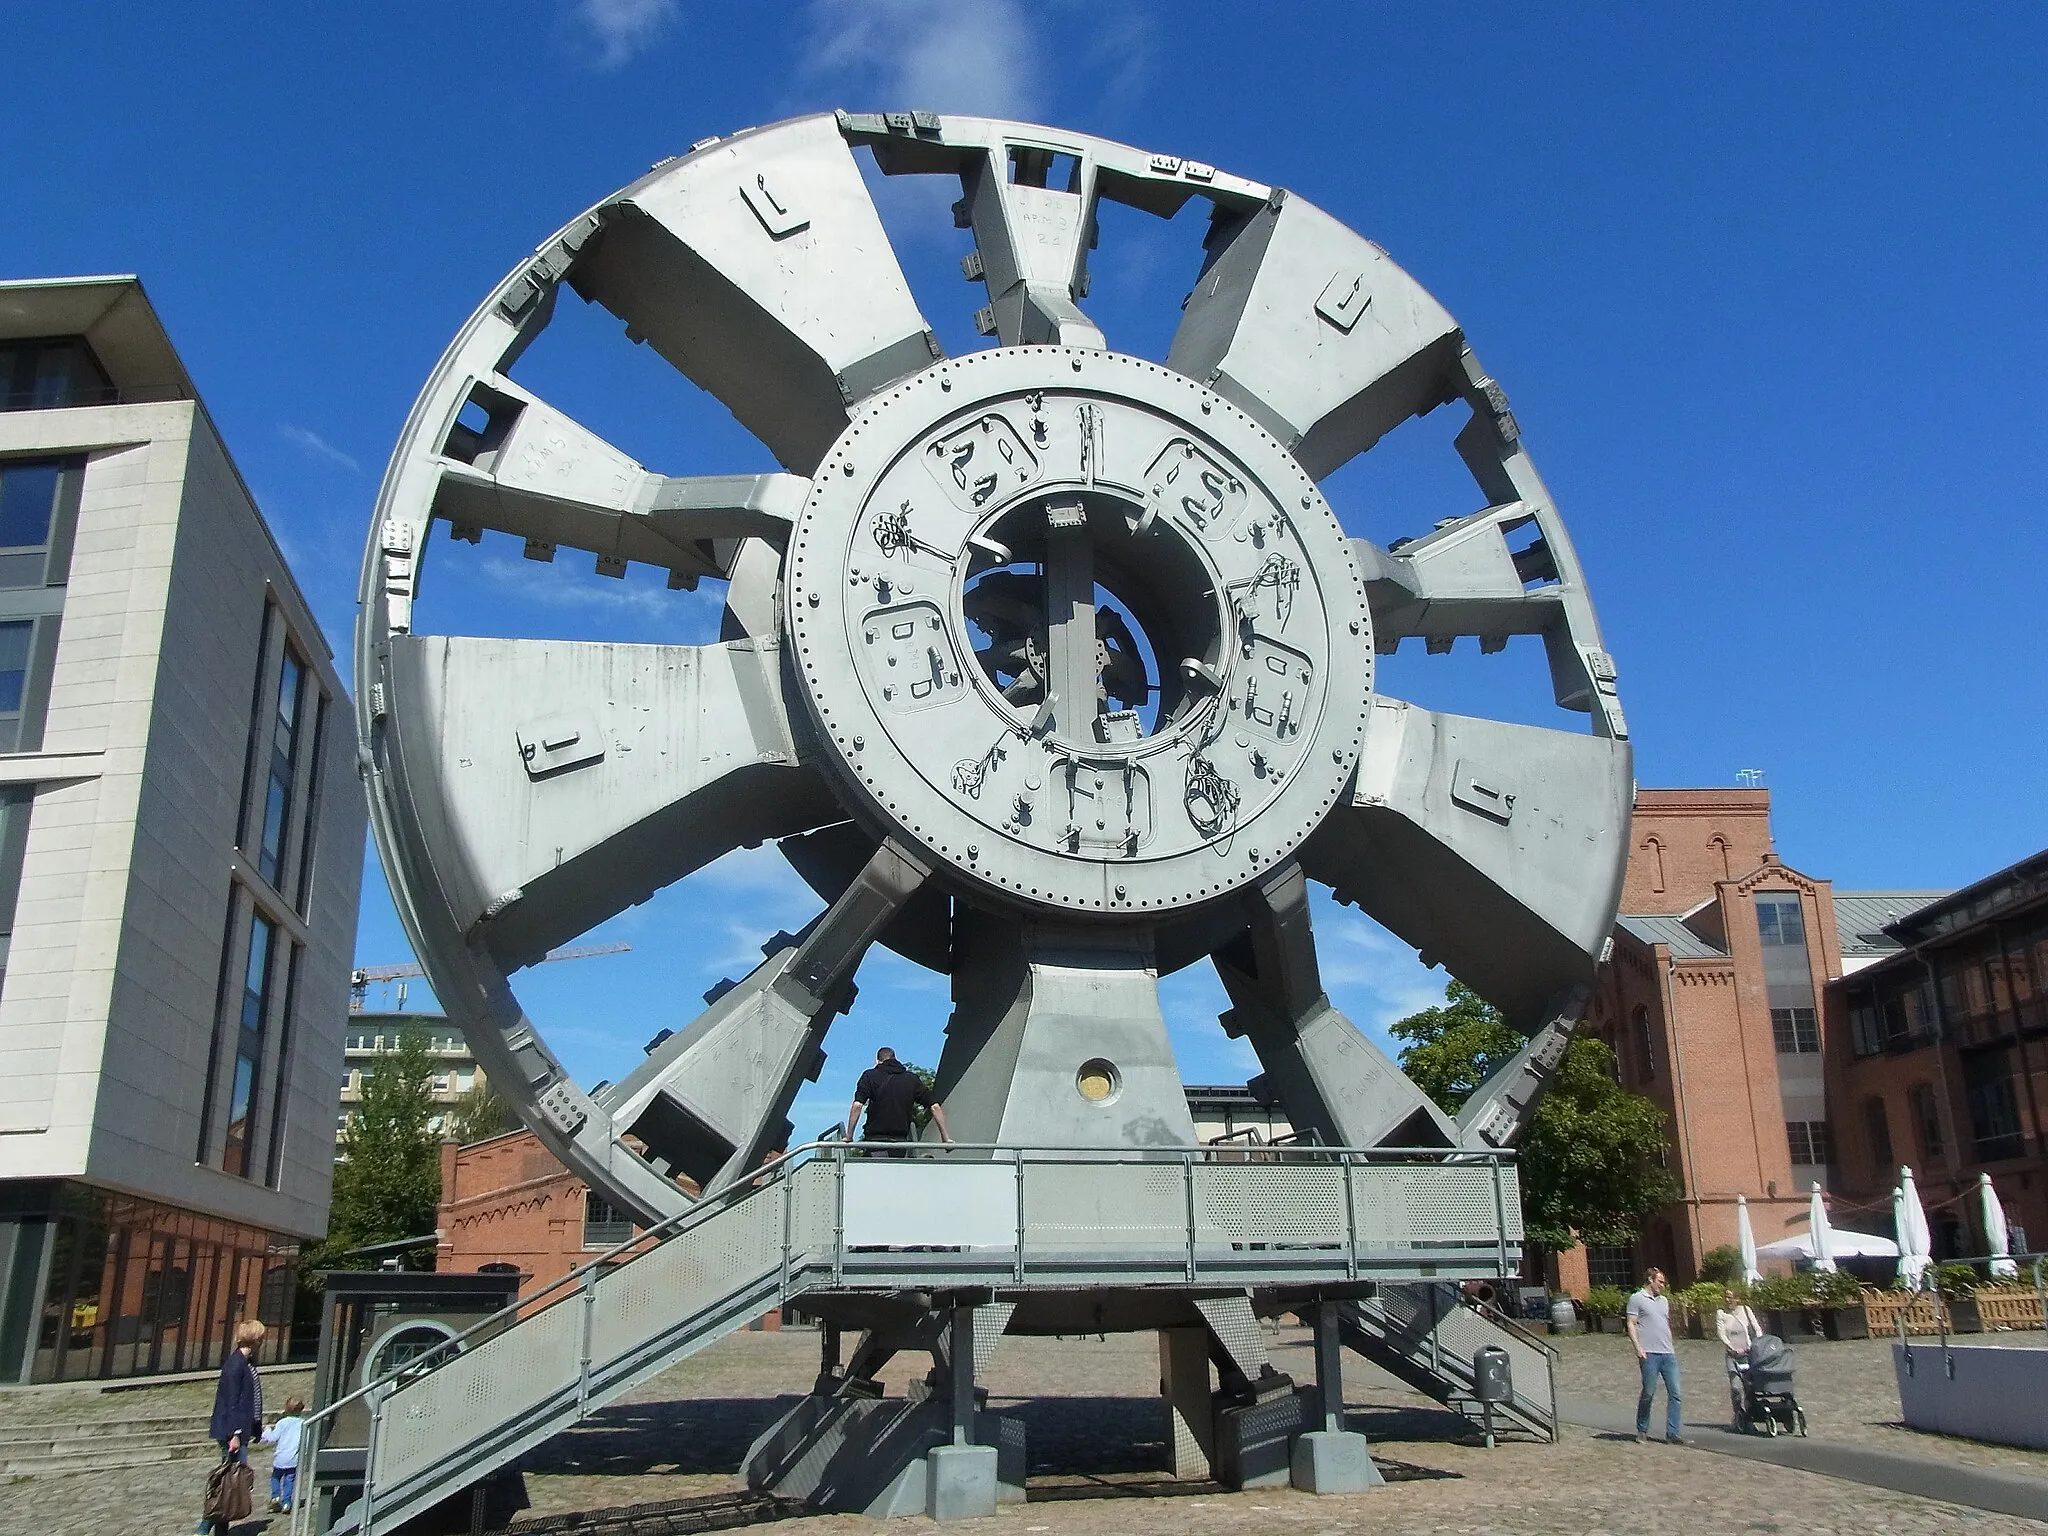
[1550,1329,2048,1476]
[3,1329,2044,1536]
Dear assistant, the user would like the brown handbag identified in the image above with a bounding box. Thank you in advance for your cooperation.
[204,1455,255,1525]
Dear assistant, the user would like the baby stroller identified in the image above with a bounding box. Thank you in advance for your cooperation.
[1733,1333,1806,1436]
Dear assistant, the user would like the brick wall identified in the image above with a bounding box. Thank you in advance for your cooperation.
[433,1131,780,1328]
[1623,788,1775,914]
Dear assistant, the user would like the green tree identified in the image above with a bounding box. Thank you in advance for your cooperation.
[446,1077,520,1144]
[1391,981,1680,1253]
[304,1032,442,1277]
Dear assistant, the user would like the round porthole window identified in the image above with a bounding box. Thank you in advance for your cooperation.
[364,1320,460,1383]
[1076,1058,1121,1105]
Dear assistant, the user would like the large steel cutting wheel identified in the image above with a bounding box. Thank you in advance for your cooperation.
[357,112,1633,1224]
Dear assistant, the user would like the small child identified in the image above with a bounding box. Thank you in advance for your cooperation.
[260,1396,306,1513]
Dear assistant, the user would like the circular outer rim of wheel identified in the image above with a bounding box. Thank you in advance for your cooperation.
[784,345,1372,918]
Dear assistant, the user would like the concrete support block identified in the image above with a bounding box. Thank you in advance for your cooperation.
[1214,1382,1303,1489]
[1158,1325,1214,1478]
[926,1443,999,1520]
[1290,1429,1383,1494]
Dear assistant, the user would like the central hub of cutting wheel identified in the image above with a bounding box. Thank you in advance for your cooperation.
[786,347,1373,915]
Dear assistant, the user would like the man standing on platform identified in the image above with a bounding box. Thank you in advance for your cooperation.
[1626,1267,1684,1443]
[846,1047,952,1149]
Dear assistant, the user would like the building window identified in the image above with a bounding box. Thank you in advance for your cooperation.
[1632,1005,1656,1078]
[0,621,31,715]
[257,651,305,889]
[0,337,113,412]
[1963,1053,2026,1162]
[292,693,328,915]
[1586,1244,1636,1290]
[1849,998,1885,1058]
[1771,1007,1820,1054]
[1786,1120,1833,1167]
[1908,1082,1944,1164]
[583,1193,633,1250]
[1757,895,1806,948]
[1864,1097,1894,1175]
[222,914,278,1178]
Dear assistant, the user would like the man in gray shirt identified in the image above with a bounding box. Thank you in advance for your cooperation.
[1625,1267,1684,1443]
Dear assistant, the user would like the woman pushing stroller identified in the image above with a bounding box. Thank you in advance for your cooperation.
[1714,1289,1764,1426]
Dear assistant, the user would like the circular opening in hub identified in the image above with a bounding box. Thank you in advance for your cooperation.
[962,492,1224,743]
[1076,1057,1121,1104]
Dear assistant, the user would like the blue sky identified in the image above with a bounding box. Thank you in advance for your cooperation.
[8,3,2045,1137]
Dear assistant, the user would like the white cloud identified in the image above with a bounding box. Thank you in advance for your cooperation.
[280,424,360,474]
[800,0,1043,121]
[575,0,679,68]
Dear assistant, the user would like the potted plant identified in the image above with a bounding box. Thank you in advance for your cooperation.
[1680,1281,1726,1340]
[1813,1268,1869,1339]
[1932,1262,1984,1334]
[1751,1273,1820,1337]
[1583,1284,1629,1334]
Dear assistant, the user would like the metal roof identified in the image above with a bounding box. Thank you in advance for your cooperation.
[1617,914,1727,959]
[1832,890,1952,956]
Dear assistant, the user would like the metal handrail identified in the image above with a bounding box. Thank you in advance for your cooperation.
[296,1137,1517,1536]
[303,1137,1510,1435]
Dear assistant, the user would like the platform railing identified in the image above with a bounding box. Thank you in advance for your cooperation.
[297,1139,1521,1536]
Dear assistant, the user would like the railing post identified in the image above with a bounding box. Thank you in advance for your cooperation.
[1490,1156,1511,1283]
[361,1382,388,1536]
[832,1143,847,1287]
[1183,1150,1198,1282]
[1013,1146,1026,1285]
[1342,1151,1359,1281]
[576,1269,598,1420]
[780,1162,794,1302]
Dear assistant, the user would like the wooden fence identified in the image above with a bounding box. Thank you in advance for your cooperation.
[1862,1286,2046,1336]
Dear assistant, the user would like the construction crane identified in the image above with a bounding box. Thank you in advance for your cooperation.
[349,942,631,1012]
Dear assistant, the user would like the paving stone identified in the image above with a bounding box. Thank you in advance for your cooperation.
[0,1331,2041,1536]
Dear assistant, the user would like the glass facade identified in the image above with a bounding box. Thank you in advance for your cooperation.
[258,651,304,888]
[223,913,278,1178]
[0,1181,295,1384]
[0,337,114,412]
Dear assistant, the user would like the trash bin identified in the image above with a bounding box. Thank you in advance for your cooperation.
[1472,1345,1512,1404]
[1472,1344,1513,1448]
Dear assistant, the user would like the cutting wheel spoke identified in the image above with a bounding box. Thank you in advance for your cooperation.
[379,633,837,972]
[569,115,944,473]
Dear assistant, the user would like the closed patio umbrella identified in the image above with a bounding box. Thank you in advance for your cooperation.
[1738,1194,1762,1284]
[1808,1182,1838,1273]
[1897,1167,1933,1289]
[1982,1172,2019,1281]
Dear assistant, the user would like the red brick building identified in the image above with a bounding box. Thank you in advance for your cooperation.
[1826,849,2048,1262]
[434,1130,779,1327]
[435,1131,610,1293]
[1558,789,1946,1292]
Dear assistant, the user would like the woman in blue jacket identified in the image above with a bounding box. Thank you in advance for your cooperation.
[201,1321,266,1533]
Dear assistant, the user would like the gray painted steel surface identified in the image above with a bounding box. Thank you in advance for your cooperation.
[301,1141,1524,1536]
[356,110,1631,1226]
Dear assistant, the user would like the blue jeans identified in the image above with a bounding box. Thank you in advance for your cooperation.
[271,1466,297,1509]
[1637,1351,1682,1439]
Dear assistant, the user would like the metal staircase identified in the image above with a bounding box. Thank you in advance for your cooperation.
[1339,1284,1557,1440]
[299,1140,1528,1536]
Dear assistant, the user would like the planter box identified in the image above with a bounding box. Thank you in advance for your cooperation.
[1945,1297,1984,1334]
[1895,1342,2048,1447]
[1763,1308,1821,1338]
[1822,1305,1869,1341]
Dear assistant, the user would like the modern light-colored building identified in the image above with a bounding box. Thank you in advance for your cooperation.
[339,1012,482,1137]
[0,276,363,1382]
